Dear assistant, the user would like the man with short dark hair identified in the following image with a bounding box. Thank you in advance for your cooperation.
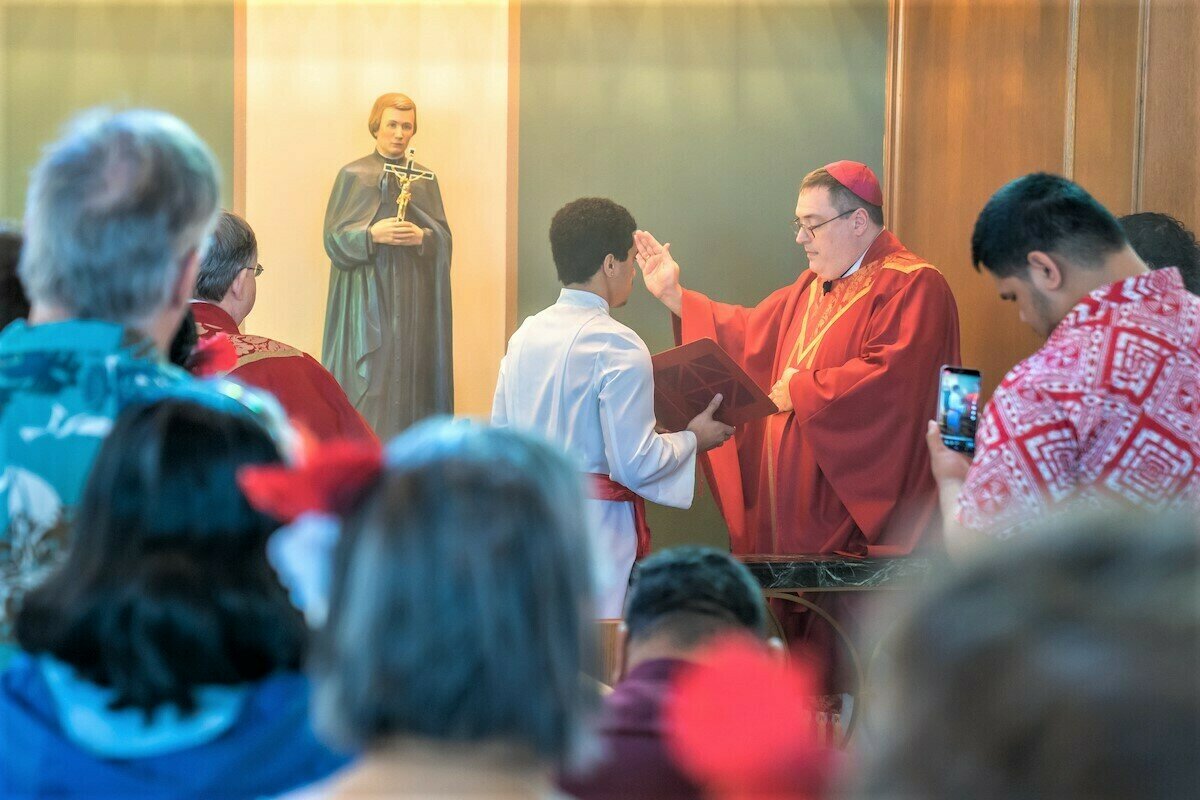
[194,211,375,442]
[0,110,278,650]
[1120,211,1200,295]
[559,546,776,800]
[638,162,961,560]
[492,198,732,616]
[928,174,1200,551]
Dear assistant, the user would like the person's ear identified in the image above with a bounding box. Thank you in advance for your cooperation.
[614,622,630,684]
[765,636,787,662]
[229,265,251,301]
[1027,251,1064,291]
[854,207,869,234]
[603,253,618,277]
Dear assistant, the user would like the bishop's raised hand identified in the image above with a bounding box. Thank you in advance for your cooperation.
[634,230,683,316]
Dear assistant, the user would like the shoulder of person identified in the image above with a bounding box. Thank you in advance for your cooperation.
[337,154,384,182]
[879,254,953,291]
[584,317,652,363]
[143,372,293,438]
[991,338,1078,404]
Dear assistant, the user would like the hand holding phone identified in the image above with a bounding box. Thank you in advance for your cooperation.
[937,365,981,456]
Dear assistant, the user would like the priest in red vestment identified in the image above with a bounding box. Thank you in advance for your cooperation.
[192,212,376,443]
[637,162,960,558]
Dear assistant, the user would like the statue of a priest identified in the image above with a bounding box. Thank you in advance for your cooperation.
[322,92,453,439]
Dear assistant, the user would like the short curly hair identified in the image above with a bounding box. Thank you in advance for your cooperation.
[548,197,637,285]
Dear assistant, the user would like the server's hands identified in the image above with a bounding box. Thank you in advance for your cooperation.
[687,394,736,451]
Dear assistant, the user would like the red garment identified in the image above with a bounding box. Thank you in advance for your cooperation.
[676,230,961,555]
[590,472,652,559]
[959,268,1200,536]
[191,302,376,443]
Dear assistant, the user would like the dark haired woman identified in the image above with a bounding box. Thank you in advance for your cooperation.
[0,399,348,798]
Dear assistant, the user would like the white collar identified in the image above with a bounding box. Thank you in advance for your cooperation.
[557,288,610,313]
[840,230,884,280]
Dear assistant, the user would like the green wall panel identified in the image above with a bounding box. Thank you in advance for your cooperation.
[1,1,236,220]
[518,0,889,551]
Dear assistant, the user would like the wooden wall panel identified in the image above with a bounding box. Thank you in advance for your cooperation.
[888,0,1065,398]
[888,0,1195,400]
[1073,0,1142,214]
[1139,0,1198,223]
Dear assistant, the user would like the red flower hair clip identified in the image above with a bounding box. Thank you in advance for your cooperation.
[188,333,239,377]
[664,635,834,800]
[238,436,384,522]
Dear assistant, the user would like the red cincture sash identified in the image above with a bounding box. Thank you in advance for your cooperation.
[588,473,652,559]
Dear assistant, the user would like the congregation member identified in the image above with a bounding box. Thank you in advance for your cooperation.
[0,227,27,329]
[245,420,597,798]
[560,546,782,800]
[323,92,453,438]
[1120,211,1200,295]
[636,161,960,557]
[665,637,833,800]
[928,174,1200,551]
[0,400,347,798]
[852,513,1200,800]
[492,198,732,617]
[194,211,376,442]
[0,109,272,648]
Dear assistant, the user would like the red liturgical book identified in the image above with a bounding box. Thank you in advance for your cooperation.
[652,338,778,432]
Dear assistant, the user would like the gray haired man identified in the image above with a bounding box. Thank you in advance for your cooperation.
[0,109,279,655]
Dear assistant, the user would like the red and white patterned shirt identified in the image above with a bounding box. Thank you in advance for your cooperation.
[958,268,1200,536]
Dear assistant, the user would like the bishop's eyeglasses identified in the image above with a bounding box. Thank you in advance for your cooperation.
[791,208,855,237]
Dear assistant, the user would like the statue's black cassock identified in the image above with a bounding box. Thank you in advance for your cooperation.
[321,151,453,439]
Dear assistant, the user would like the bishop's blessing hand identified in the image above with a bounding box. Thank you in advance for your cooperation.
[635,230,683,315]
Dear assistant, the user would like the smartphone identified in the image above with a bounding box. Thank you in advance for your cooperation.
[937,365,981,455]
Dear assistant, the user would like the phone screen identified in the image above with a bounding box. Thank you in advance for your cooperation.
[938,366,981,455]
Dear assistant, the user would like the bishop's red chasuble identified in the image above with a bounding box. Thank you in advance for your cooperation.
[677,230,961,556]
[192,302,377,444]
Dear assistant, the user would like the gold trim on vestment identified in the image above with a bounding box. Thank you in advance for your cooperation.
[791,285,875,370]
[236,347,302,368]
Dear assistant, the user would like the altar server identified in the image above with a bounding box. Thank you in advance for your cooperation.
[492,198,732,616]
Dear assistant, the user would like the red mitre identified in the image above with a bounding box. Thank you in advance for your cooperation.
[824,160,883,206]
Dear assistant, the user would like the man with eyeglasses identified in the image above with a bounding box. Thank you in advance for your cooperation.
[637,161,959,653]
[193,211,376,443]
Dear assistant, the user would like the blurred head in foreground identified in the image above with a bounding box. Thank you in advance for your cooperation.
[311,419,597,786]
[19,109,220,351]
[619,545,774,677]
[854,512,1200,800]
